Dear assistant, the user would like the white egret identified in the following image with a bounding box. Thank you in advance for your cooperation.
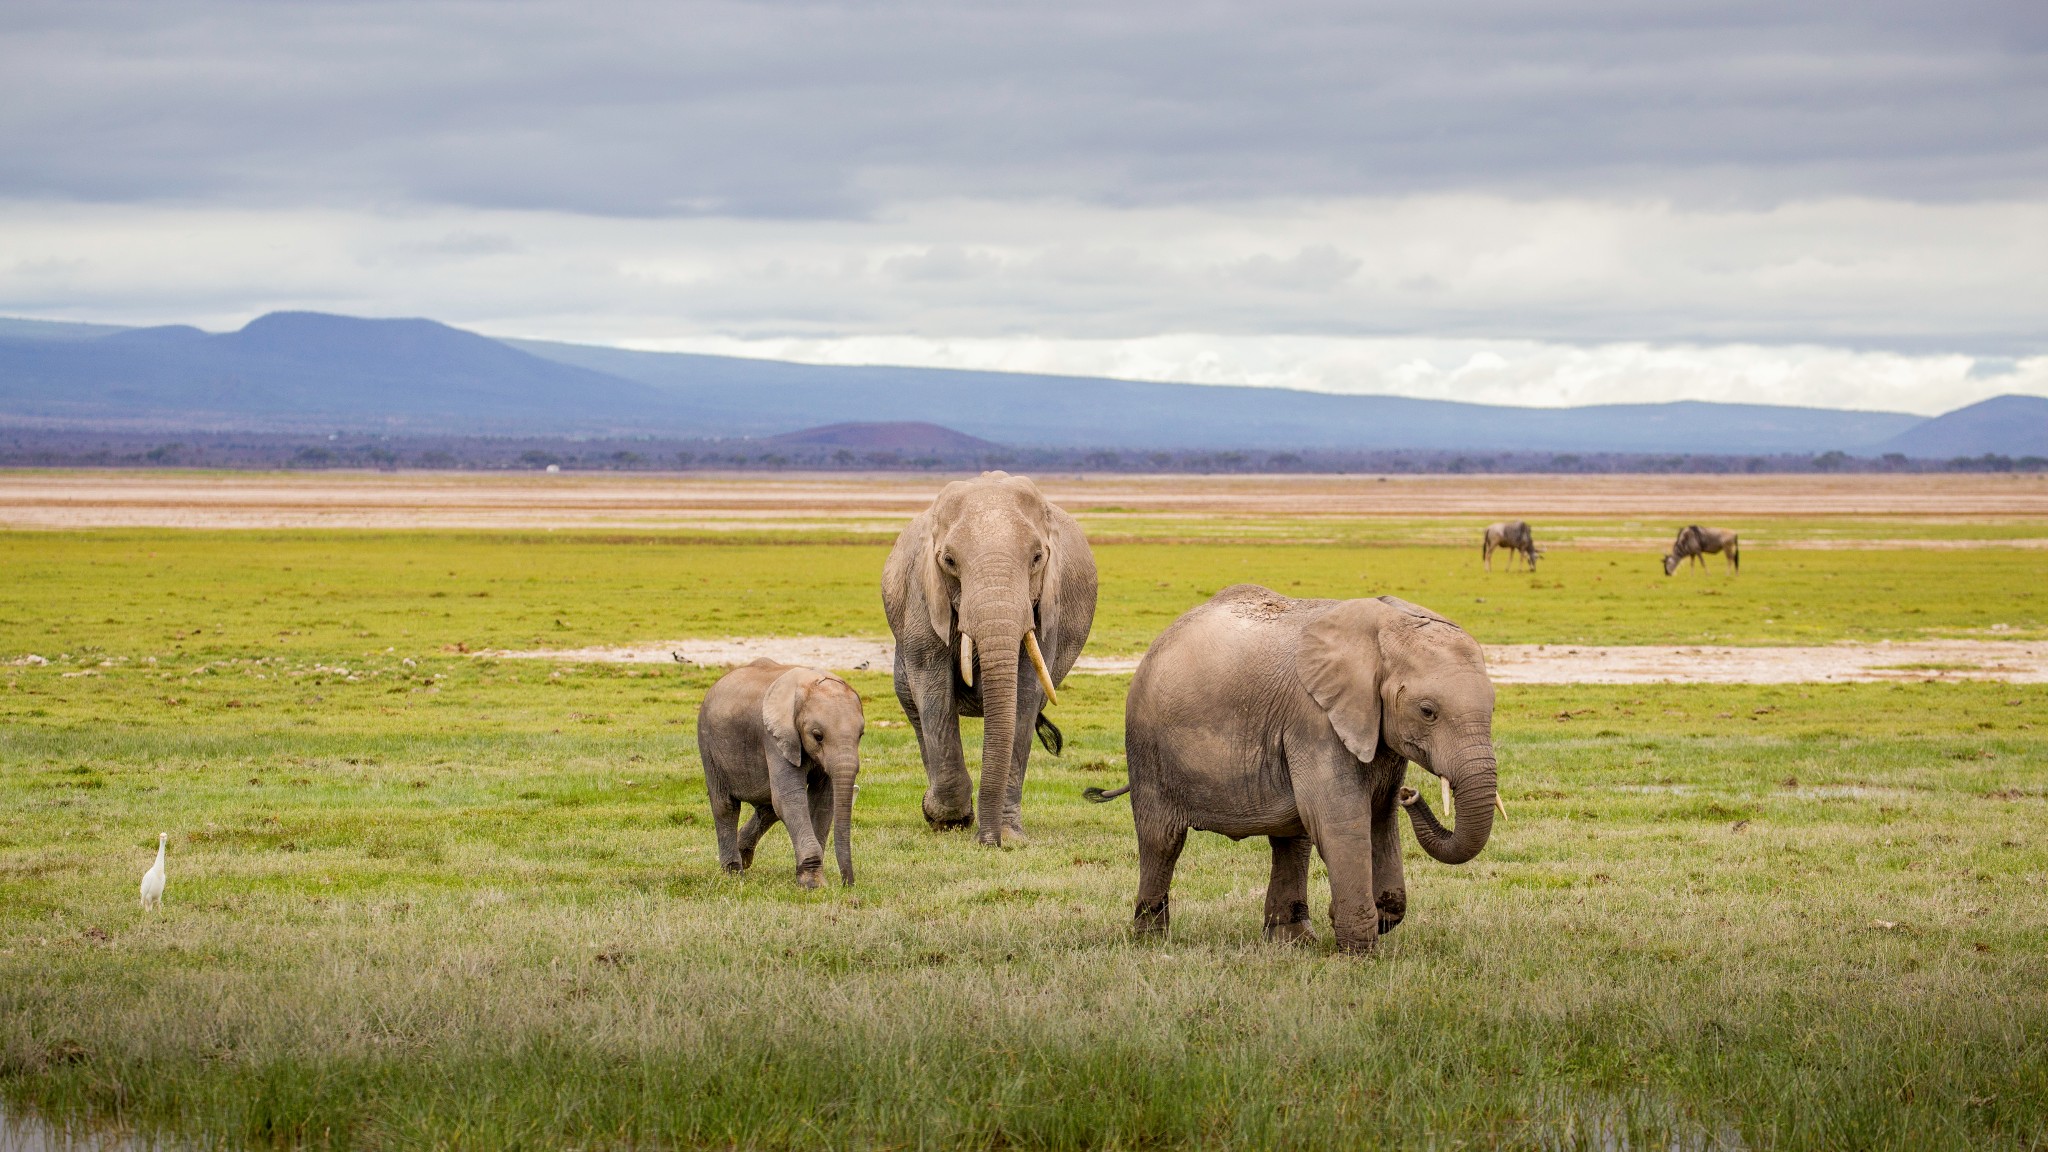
[139,832,166,910]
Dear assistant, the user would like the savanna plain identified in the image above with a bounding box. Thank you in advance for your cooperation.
[2,472,2046,1150]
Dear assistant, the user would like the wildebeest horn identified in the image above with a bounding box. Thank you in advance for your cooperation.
[1024,630,1058,707]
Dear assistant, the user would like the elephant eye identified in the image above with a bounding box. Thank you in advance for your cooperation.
[1420,702,1438,721]
[941,551,957,571]
[810,726,824,740]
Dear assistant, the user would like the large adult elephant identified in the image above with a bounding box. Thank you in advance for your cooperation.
[883,472,1097,846]
[1098,586,1499,952]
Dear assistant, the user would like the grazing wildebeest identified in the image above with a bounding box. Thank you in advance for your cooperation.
[1482,520,1541,571]
[1663,525,1740,575]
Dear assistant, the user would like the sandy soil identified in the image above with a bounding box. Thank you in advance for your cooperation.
[485,637,2048,683]
[3,471,2046,530]
[1482,639,2048,684]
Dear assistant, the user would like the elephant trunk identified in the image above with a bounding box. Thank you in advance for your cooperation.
[1401,729,1498,865]
[957,554,1034,847]
[972,626,1021,845]
[829,761,857,886]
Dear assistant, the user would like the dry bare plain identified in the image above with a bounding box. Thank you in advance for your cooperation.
[4,470,2047,537]
[3,470,2046,1151]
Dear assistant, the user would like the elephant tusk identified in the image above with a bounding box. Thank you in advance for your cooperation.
[1496,795,1508,818]
[1024,630,1059,707]
[959,634,974,688]
[1441,776,1453,819]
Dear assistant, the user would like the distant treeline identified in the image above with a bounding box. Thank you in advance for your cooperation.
[2,428,2042,475]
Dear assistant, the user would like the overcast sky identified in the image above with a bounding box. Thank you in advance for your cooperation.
[2,0,2044,412]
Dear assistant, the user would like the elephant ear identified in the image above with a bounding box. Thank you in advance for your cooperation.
[761,667,814,768]
[919,529,954,643]
[1294,599,1390,764]
[1375,595,1460,629]
[1035,520,1064,666]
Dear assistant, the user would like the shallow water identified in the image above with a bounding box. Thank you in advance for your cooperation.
[0,1105,160,1152]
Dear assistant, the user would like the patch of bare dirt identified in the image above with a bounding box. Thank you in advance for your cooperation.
[1483,640,2048,684]
[1569,535,2048,551]
[486,637,2048,683]
[484,637,1147,675]
[491,638,902,671]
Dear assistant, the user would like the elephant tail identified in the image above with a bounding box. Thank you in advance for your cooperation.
[1083,785,1131,803]
[1035,712,1064,756]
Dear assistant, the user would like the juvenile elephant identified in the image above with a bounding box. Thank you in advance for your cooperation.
[697,659,864,887]
[1099,586,1499,952]
[882,472,1097,846]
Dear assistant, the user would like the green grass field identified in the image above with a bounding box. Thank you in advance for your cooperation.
[5,529,2044,657]
[4,527,2046,1150]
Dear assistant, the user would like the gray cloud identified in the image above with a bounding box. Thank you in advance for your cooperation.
[2,0,2043,400]
[2,0,2043,218]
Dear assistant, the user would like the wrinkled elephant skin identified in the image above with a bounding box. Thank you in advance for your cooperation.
[1119,587,1499,952]
[882,472,1097,846]
[698,659,865,887]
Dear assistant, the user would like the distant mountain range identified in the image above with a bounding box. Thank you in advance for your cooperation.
[2,311,2043,457]
[767,421,1000,452]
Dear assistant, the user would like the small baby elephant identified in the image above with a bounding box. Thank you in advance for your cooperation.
[697,659,865,887]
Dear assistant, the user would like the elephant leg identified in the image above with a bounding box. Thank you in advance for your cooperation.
[768,761,825,889]
[806,773,834,877]
[1370,764,1408,935]
[1295,751,1381,953]
[735,803,778,871]
[1133,818,1188,937]
[1311,832,1378,953]
[899,652,973,828]
[1262,836,1316,944]
[999,674,1045,839]
[709,782,745,872]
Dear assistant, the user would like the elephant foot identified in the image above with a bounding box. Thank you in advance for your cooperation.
[1133,899,1170,936]
[922,791,974,831]
[738,848,755,870]
[1376,888,1407,936]
[795,865,824,890]
[1262,917,1317,945]
[1333,924,1380,955]
[975,829,1011,848]
[1000,823,1029,845]
[720,860,743,874]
